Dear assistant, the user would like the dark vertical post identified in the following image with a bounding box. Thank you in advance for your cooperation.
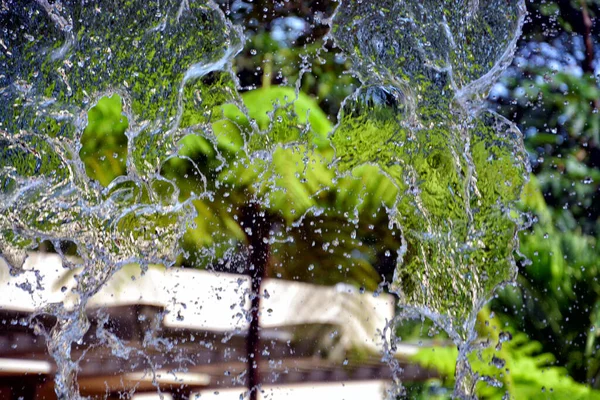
[9,378,37,400]
[171,387,193,400]
[241,202,271,400]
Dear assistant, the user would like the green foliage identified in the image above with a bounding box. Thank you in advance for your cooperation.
[329,89,527,335]
[492,29,600,384]
[184,85,400,288]
[233,31,359,118]
[494,174,600,383]
[412,336,600,399]
[80,85,400,290]
[410,308,600,399]
[79,95,128,186]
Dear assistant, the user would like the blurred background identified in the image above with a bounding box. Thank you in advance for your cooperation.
[40,0,600,398]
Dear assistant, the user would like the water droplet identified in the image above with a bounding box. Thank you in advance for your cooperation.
[480,375,503,388]
[490,355,506,369]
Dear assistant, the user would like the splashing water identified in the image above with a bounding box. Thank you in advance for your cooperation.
[330,0,528,397]
[1,1,243,397]
[0,0,528,399]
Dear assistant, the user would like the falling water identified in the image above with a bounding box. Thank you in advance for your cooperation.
[330,0,528,397]
[1,1,244,397]
[0,0,527,399]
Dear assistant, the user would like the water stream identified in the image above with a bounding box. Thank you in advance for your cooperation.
[330,1,528,397]
[0,0,528,399]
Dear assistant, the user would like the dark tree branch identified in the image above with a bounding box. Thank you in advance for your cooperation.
[580,0,596,74]
[556,0,595,73]
[556,0,599,109]
[579,0,600,110]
